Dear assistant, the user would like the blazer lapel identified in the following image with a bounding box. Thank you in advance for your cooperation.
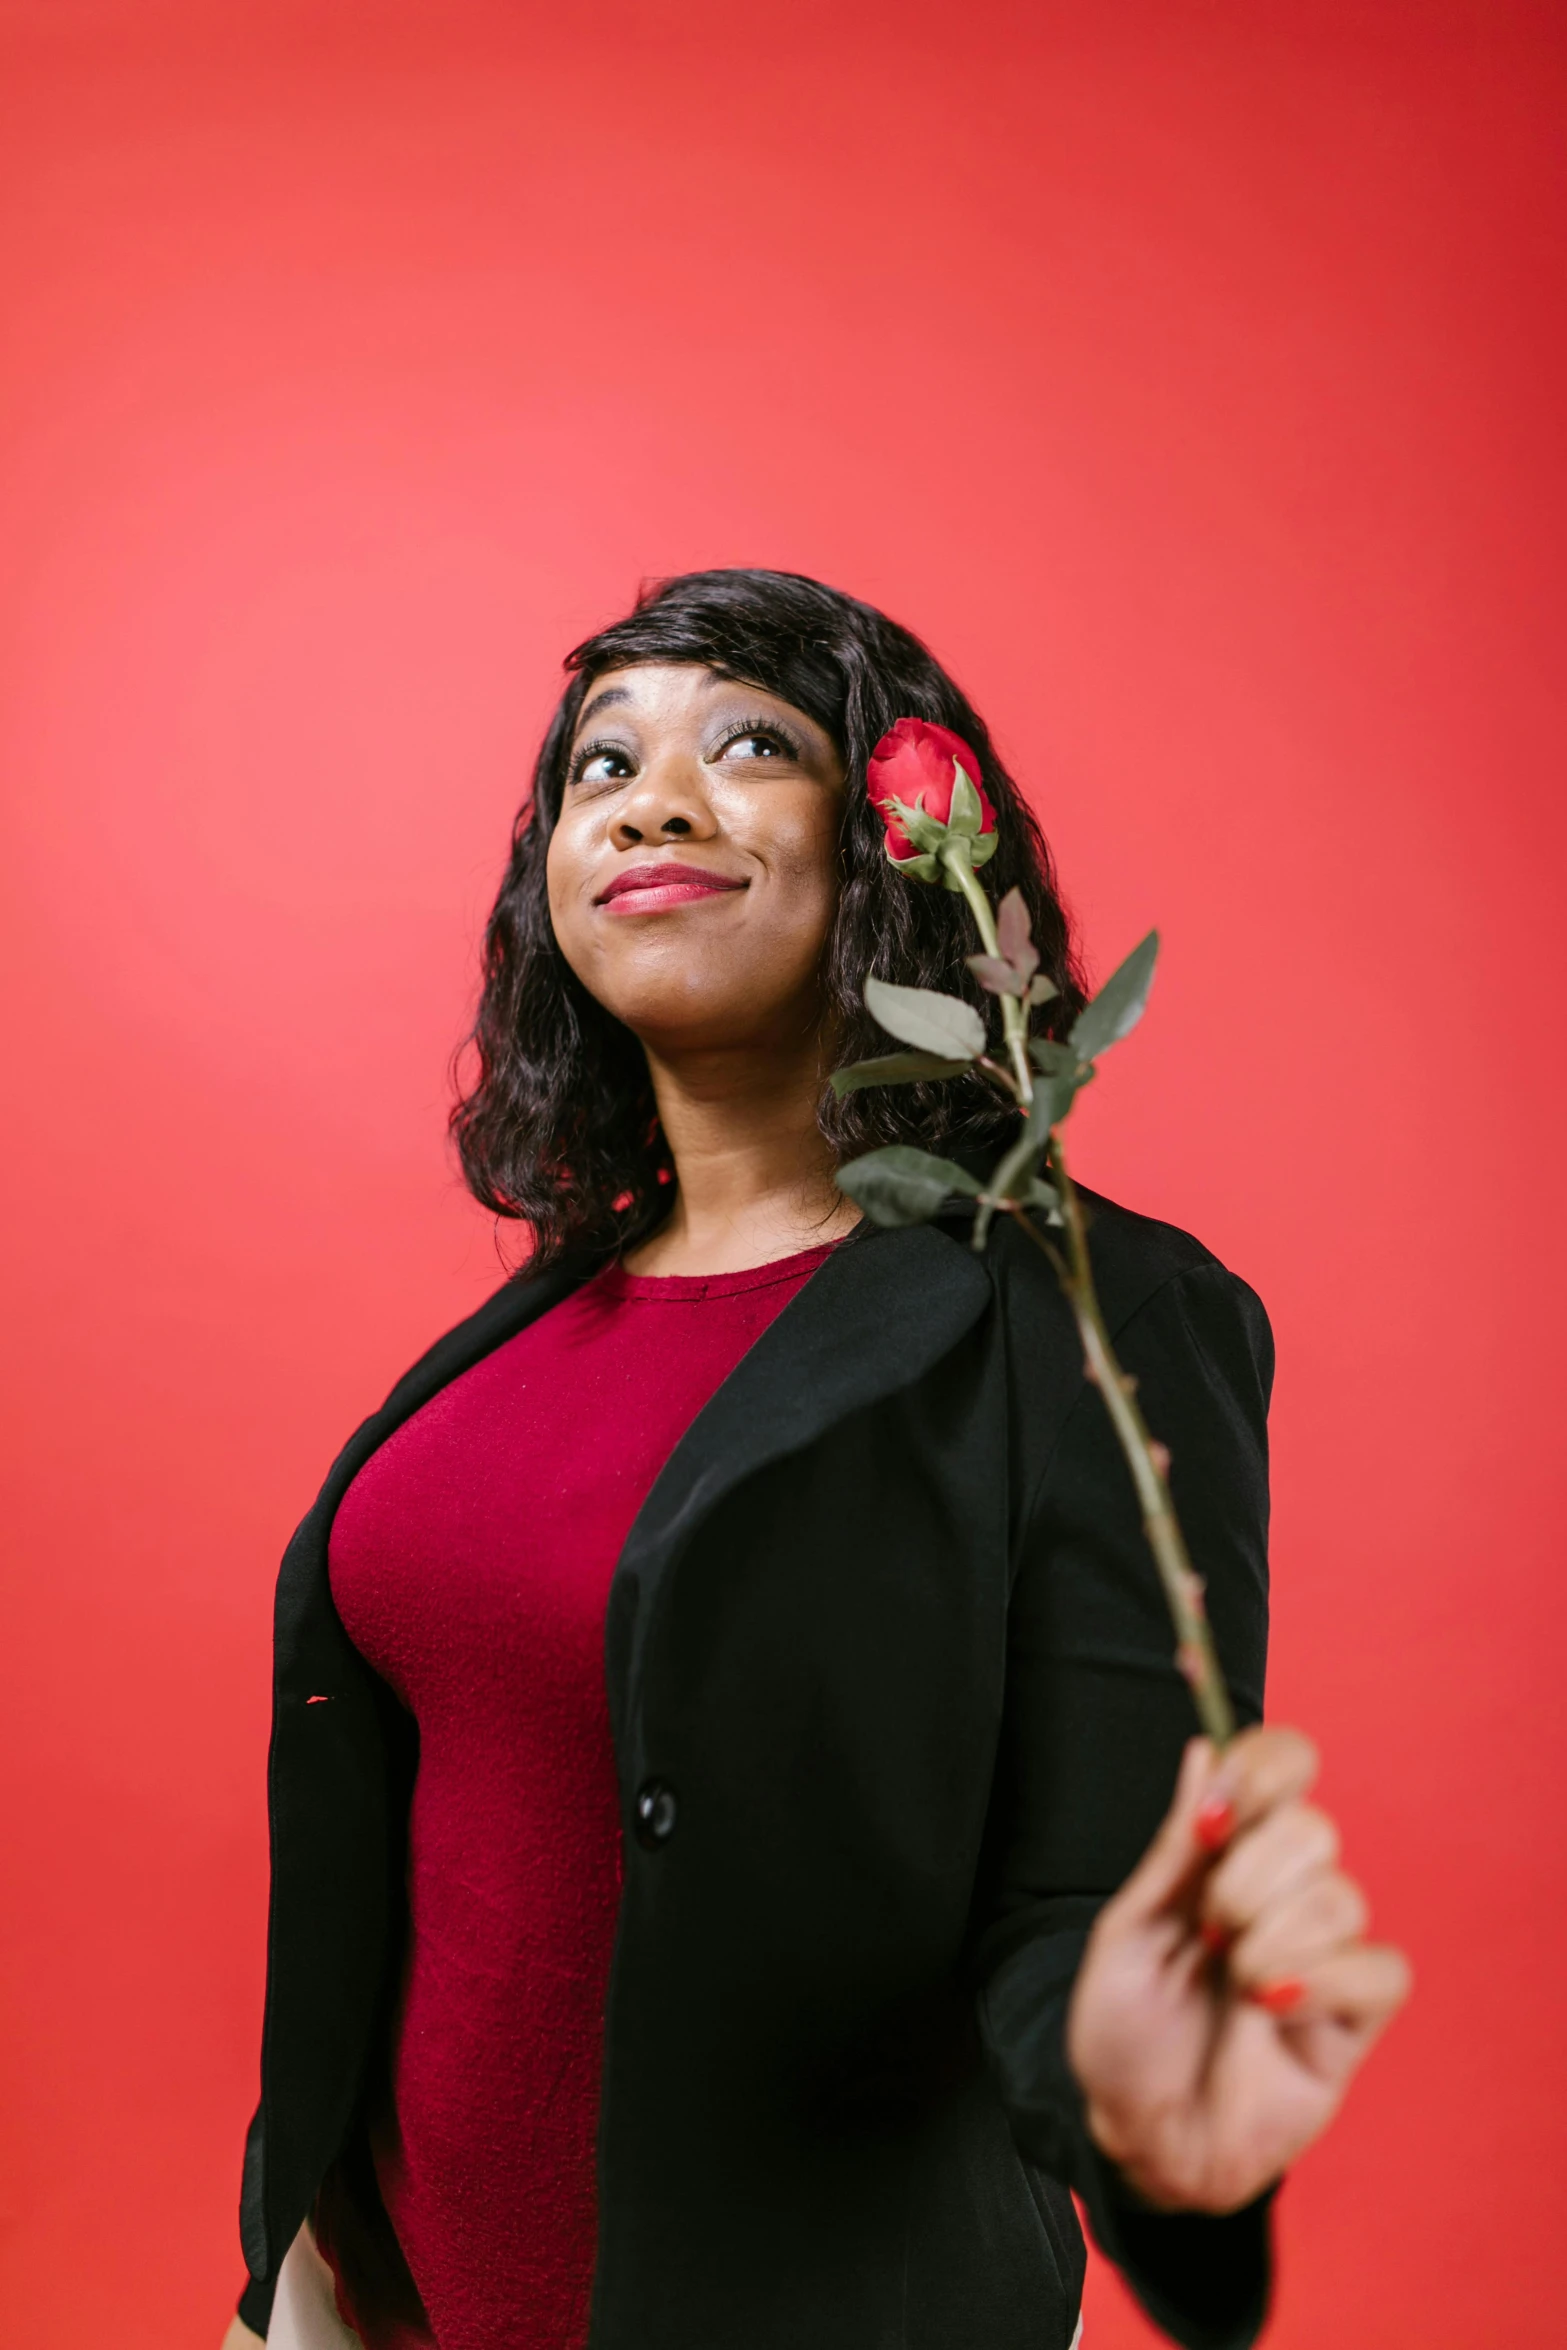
[607,1220,993,1734]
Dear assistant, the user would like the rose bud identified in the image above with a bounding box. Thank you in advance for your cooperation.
[869,717,999,882]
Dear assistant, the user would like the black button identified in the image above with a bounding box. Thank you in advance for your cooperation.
[634,1778,678,1849]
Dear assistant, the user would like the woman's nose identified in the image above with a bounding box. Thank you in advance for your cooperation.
[609,755,718,849]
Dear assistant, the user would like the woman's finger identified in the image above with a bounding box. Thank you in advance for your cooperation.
[1102,1736,1223,1923]
[1208,1723,1319,1835]
[1223,1867,1369,1993]
[1105,1725,1330,1934]
[1202,1799,1340,1936]
[1248,1942,1414,2068]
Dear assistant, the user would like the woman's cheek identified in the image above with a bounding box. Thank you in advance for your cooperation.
[783,845,843,971]
[756,801,841,926]
[544,825,597,977]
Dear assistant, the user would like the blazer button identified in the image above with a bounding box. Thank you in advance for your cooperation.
[634,1779,678,1849]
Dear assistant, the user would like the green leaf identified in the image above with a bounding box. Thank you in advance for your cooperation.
[996,888,1039,980]
[1070,930,1160,1062]
[828,1050,974,1099]
[966,952,1024,997]
[835,1145,984,1227]
[1026,1041,1094,1137]
[1027,972,1059,1006]
[1022,1177,1061,1216]
[864,976,987,1060]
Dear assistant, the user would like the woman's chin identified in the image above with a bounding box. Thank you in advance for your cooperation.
[611,990,811,1062]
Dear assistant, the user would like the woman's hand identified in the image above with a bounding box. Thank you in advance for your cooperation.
[1066,1725,1410,2214]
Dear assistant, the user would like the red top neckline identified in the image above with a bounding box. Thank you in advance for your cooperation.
[596,1240,844,1305]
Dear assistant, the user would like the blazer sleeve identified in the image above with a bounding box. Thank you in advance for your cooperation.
[974,1258,1276,2350]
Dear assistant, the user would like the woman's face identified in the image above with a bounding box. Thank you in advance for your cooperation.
[547,663,846,1057]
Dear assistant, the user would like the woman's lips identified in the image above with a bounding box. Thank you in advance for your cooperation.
[595,862,748,913]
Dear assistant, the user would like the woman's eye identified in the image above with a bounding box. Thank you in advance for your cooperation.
[575,747,635,788]
[720,730,789,763]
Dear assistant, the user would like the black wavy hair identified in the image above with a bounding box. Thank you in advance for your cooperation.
[452,567,1086,1267]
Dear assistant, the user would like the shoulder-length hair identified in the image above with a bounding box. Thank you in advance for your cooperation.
[452,567,1086,1267]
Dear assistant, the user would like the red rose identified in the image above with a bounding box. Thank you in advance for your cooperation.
[868,718,997,864]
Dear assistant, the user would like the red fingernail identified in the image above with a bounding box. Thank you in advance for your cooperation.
[1199,1921,1230,1955]
[1195,1795,1236,1851]
[1253,1978,1305,2015]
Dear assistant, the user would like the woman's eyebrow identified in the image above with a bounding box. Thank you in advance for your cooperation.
[575,686,632,731]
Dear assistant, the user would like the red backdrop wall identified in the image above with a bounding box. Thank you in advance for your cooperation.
[2,4,1562,2343]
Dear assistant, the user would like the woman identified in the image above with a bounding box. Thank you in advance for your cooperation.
[226,569,1407,2350]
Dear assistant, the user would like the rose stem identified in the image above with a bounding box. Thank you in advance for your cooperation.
[1005,1146,1237,1751]
[939,840,1036,1108]
[940,833,1235,1745]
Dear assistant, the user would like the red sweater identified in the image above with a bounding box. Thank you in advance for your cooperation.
[326,1245,836,2349]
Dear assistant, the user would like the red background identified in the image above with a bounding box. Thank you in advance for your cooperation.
[2,4,1562,2343]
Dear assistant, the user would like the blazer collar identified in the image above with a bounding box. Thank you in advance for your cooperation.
[610,1219,993,1705]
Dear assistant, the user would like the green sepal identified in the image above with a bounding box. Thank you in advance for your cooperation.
[882,837,941,884]
[945,763,987,838]
[828,1050,974,1099]
[881,791,999,891]
[836,1145,984,1228]
[940,828,997,888]
[880,795,949,855]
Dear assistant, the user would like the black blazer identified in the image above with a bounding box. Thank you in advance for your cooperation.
[236,1192,1275,2350]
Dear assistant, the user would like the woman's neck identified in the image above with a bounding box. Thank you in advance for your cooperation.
[623,1034,860,1277]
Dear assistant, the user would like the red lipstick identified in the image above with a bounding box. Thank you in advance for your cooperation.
[595,862,747,912]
